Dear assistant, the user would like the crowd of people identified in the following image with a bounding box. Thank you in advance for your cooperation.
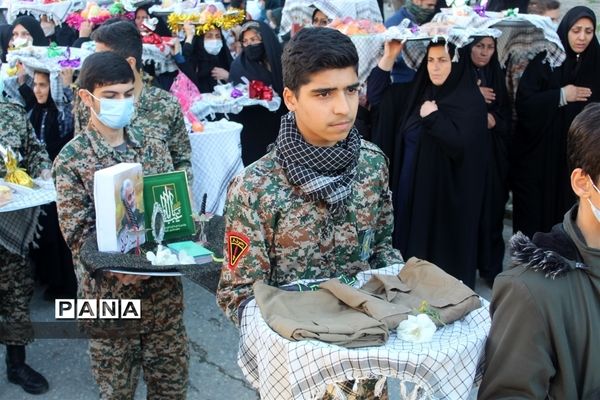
[0,0,598,399]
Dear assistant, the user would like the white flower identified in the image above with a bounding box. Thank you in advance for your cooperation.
[177,250,195,264]
[397,314,437,343]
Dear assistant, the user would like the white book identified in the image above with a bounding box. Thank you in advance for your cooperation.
[93,163,145,253]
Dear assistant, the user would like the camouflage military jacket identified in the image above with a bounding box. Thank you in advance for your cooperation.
[0,102,51,177]
[73,84,193,181]
[53,125,183,333]
[217,140,403,325]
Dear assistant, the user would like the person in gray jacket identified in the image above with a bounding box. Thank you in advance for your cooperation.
[479,102,600,399]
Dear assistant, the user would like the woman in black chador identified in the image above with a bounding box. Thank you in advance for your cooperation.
[228,20,286,166]
[467,36,511,285]
[511,6,600,238]
[369,39,488,288]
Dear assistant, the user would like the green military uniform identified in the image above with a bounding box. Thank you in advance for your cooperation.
[217,140,402,324]
[53,125,189,399]
[73,84,193,181]
[0,102,52,346]
[217,138,402,400]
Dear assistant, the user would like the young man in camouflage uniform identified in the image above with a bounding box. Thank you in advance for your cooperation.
[73,21,193,182]
[217,28,402,399]
[0,97,52,395]
[53,52,188,399]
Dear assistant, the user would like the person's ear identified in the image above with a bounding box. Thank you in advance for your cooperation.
[571,168,592,199]
[283,87,297,112]
[78,88,94,108]
[125,56,138,71]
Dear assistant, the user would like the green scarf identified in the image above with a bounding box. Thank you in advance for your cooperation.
[563,206,600,269]
[406,0,436,25]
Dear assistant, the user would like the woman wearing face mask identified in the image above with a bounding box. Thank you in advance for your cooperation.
[18,69,77,301]
[511,6,600,239]
[228,20,286,166]
[11,15,49,48]
[181,26,232,93]
[369,39,488,289]
[467,36,511,287]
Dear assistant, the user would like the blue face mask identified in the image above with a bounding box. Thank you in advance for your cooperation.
[87,91,135,129]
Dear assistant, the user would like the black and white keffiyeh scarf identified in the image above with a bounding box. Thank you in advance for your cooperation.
[275,112,361,214]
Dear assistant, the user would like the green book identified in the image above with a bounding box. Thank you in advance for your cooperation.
[143,170,195,242]
[167,241,213,264]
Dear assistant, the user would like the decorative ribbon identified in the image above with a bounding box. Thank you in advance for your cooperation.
[57,48,81,68]
[47,42,64,58]
[248,80,273,101]
[474,5,487,17]
[230,88,243,99]
[506,8,519,17]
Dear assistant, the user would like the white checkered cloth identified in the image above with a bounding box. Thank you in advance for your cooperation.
[81,40,177,76]
[189,119,244,215]
[0,178,56,257]
[7,0,85,25]
[190,85,282,120]
[6,45,91,113]
[238,264,491,400]
[351,35,385,83]
[398,10,565,70]
[280,0,382,36]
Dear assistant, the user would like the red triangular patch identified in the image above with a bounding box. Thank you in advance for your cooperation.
[227,232,250,270]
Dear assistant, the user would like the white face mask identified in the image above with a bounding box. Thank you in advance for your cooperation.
[204,39,223,56]
[13,37,32,48]
[588,178,600,223]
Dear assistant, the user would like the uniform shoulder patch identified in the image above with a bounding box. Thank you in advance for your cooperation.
[226,231,250,271]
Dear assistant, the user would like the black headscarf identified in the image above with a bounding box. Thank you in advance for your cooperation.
[372,40,488,288]
[556,6,600,89]
[0,24,12,62]
[512,6,600,236]
[12,15,49,46]
[189,30,233,93]
[466,36,511,133]
[229,20,283,95]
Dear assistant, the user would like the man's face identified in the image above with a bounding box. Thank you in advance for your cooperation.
[33,72,50,104]
[283,66,359,147]
[414,0,437,11]
[124,183,136,208]
[79,82,135,126]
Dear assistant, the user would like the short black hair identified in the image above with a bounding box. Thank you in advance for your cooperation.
[568,102,600,184]
[91,20,143,71]
[282,27,358,94]
[78,51,135,92]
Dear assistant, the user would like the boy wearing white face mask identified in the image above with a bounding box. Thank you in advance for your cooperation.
[53,51,189,399]
[480,103,600,399]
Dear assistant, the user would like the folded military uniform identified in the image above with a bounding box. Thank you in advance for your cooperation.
[253,257,482,348]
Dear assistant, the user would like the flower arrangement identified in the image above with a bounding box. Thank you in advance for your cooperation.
[167,5,245,35]
[65,2,134,30]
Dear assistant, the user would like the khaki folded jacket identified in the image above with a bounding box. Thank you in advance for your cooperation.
[253,257,482,348]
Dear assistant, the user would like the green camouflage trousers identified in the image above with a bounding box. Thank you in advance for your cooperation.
[89,322,189,400]
[0,249,34,346]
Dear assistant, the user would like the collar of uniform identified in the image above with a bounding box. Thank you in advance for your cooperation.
[135,84,153,114]
[85,125,143,159]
